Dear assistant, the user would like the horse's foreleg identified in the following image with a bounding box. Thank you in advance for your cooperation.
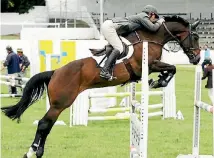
[149,60,176,88]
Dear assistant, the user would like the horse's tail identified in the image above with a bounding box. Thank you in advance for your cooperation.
[1,71,54,122]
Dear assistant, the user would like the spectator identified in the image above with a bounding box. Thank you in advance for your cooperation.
[201,58,214,105]
[17,48,30,82]
[201,44,211,72]
[2,46,21,94]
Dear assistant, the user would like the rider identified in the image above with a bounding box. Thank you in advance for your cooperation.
[100,5,165,80]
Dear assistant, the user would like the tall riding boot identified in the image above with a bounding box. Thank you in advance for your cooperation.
[100,49,120,81]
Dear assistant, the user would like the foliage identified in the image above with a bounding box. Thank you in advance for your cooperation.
[1,0,45,14]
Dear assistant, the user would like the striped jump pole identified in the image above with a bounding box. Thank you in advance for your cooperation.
[177,65,214,158]
[130,41,149,158]
[196,101,214,113]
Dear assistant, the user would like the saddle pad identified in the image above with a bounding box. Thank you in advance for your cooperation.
[92,36,134,67]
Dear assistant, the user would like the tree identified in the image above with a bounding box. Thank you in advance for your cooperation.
[1,0,45,14]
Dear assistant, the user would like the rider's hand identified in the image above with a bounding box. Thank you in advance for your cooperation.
[157,18,165,24]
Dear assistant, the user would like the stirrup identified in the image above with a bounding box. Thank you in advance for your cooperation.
[100,69,117,81]
[107,69,117,81]
[108,75,117,81]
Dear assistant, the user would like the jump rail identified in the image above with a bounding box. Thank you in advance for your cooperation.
[0,80,25,88]
[0,94,22,98]
[130,41,149,158]
[177,66,214,158]
[0,75,29,82]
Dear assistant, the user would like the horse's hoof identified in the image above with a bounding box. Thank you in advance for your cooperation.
[36,147,44,158]
[148,79,154,85]
[23,153,28,158]
[161,80,168,87]
[149,80,158,89]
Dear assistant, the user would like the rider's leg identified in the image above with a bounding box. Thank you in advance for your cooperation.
[100,49,120,80]
[100,20,123,80]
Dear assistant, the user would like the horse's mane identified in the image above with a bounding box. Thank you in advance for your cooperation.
[164,15,189,27]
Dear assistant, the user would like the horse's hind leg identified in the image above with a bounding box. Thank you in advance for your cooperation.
[24,83,81,158]
[23,106,63,158]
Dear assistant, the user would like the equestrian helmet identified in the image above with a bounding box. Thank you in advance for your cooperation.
[143,5,159,18]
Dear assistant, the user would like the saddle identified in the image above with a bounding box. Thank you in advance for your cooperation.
[89,33,142,83]
[89,40,129,60]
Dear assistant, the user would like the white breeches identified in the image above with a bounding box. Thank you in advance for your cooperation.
[208,88,214,105]
[101,20,124,53]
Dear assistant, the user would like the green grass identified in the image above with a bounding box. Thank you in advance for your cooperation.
[1,34,20,40]
[1,67,213,158]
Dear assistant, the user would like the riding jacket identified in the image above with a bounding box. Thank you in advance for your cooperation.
[111,12,162,35]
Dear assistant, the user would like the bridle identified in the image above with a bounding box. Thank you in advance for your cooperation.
[162,22,200,60]
[130,20,200,60]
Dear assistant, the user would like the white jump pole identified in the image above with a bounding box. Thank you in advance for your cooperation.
[0,80,25,88]
[192,66,202,156]
[45,54,51,111]
[139,41,149,158]
[177,66,214,158]
[192,66,214,157]
[212,68,214,157]
[0,75,29,82]
[130,41,149,158]
[0,94,22,98]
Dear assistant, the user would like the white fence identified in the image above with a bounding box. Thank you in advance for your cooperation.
[1,6,48,35]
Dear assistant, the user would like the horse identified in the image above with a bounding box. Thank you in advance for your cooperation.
[1,16,201,158]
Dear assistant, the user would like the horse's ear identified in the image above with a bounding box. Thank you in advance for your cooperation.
[191,20,200,30]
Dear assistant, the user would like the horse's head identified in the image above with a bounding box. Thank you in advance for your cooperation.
[163,16,201,65]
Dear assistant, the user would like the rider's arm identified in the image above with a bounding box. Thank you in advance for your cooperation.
[140,16,164,32]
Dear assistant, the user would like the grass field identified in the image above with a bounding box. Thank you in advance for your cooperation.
[1,66,213,158]
[1,34,20,40]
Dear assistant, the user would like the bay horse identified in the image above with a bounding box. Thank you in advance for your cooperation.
[1,16,201,158]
